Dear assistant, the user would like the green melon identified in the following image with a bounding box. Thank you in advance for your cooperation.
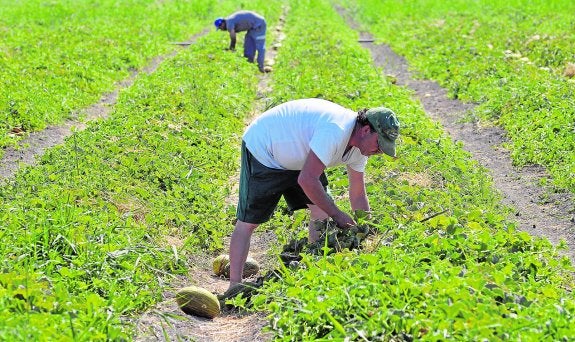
[175,286,220,319]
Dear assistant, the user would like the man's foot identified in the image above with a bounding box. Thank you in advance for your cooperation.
[260,66,273,73]
[218,281,260,301]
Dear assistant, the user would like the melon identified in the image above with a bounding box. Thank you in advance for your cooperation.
[564,62,575,78]
[213,254,260,278]
[212,254,230,275]
[175,286,220,319]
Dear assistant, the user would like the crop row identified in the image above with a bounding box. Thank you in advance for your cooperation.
[238,0,574,340]
[0,0,283,339]
[0,0,239,154]
[338,0,575,191]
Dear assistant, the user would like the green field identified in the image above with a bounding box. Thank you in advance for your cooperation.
[1,0,573,340]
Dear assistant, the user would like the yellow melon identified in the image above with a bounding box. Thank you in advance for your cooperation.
[212,254,230,276]
[213,254,260,278]
[175,286,220,319]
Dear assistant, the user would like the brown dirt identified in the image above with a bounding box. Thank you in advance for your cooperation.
[134,231,278,342]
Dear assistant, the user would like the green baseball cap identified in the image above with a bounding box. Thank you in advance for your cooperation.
[365,107,400,157]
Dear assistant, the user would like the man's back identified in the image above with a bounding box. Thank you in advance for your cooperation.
[243,98,367,172]
[226,11,266,32]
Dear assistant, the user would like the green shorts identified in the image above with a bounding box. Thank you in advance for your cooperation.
[236,141,328,224]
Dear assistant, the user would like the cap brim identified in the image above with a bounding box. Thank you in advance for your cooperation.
[378,135,396,158]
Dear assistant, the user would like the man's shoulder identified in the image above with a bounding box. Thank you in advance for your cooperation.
[229,10,264,21]
[290,98,354,116]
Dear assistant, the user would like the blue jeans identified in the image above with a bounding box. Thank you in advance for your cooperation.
[244,23,266,70]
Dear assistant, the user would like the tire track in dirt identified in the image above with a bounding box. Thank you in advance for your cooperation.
[0,28,210,184]
[134,7,289,342]
[337,8,575,264]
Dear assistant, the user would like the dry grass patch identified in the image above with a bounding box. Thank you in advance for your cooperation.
[398,171,434,188]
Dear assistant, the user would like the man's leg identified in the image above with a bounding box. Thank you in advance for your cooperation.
[229,220,259,287]
[254,26,266,71]
[307,204,329,243]
[244,34,256,63]
[256,39,266,71]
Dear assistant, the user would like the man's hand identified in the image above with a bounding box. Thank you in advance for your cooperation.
[299,151,358,229]
[331,210,356,229]
[229,30,237,52]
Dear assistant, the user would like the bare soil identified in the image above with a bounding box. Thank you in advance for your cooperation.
[134,231,278,342]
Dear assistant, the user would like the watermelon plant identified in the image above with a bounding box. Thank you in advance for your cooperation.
[0,0,239,155]
[243,0,575,340]
[0,0,573,340]
[0,0,284,338]
[337,0,575,191]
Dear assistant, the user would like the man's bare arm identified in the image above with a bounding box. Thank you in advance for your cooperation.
[298,151,355,228]
[228,30,237,50]
[347,166,369,212]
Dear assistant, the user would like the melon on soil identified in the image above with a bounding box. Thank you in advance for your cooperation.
[176,285,220,319]
[212,254,230,275]
[212,254,260,278]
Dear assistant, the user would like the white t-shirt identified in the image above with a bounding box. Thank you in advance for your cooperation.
[243,98,368,172]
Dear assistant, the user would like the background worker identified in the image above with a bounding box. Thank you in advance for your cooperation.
[228,98,400,287]
[214,11,267,73]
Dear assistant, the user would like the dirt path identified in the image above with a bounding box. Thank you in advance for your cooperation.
[133,231,277,342]
[134,8,289,342]
[338,8,575,264]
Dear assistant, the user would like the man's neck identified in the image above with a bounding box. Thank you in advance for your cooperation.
[344,122,360,155]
